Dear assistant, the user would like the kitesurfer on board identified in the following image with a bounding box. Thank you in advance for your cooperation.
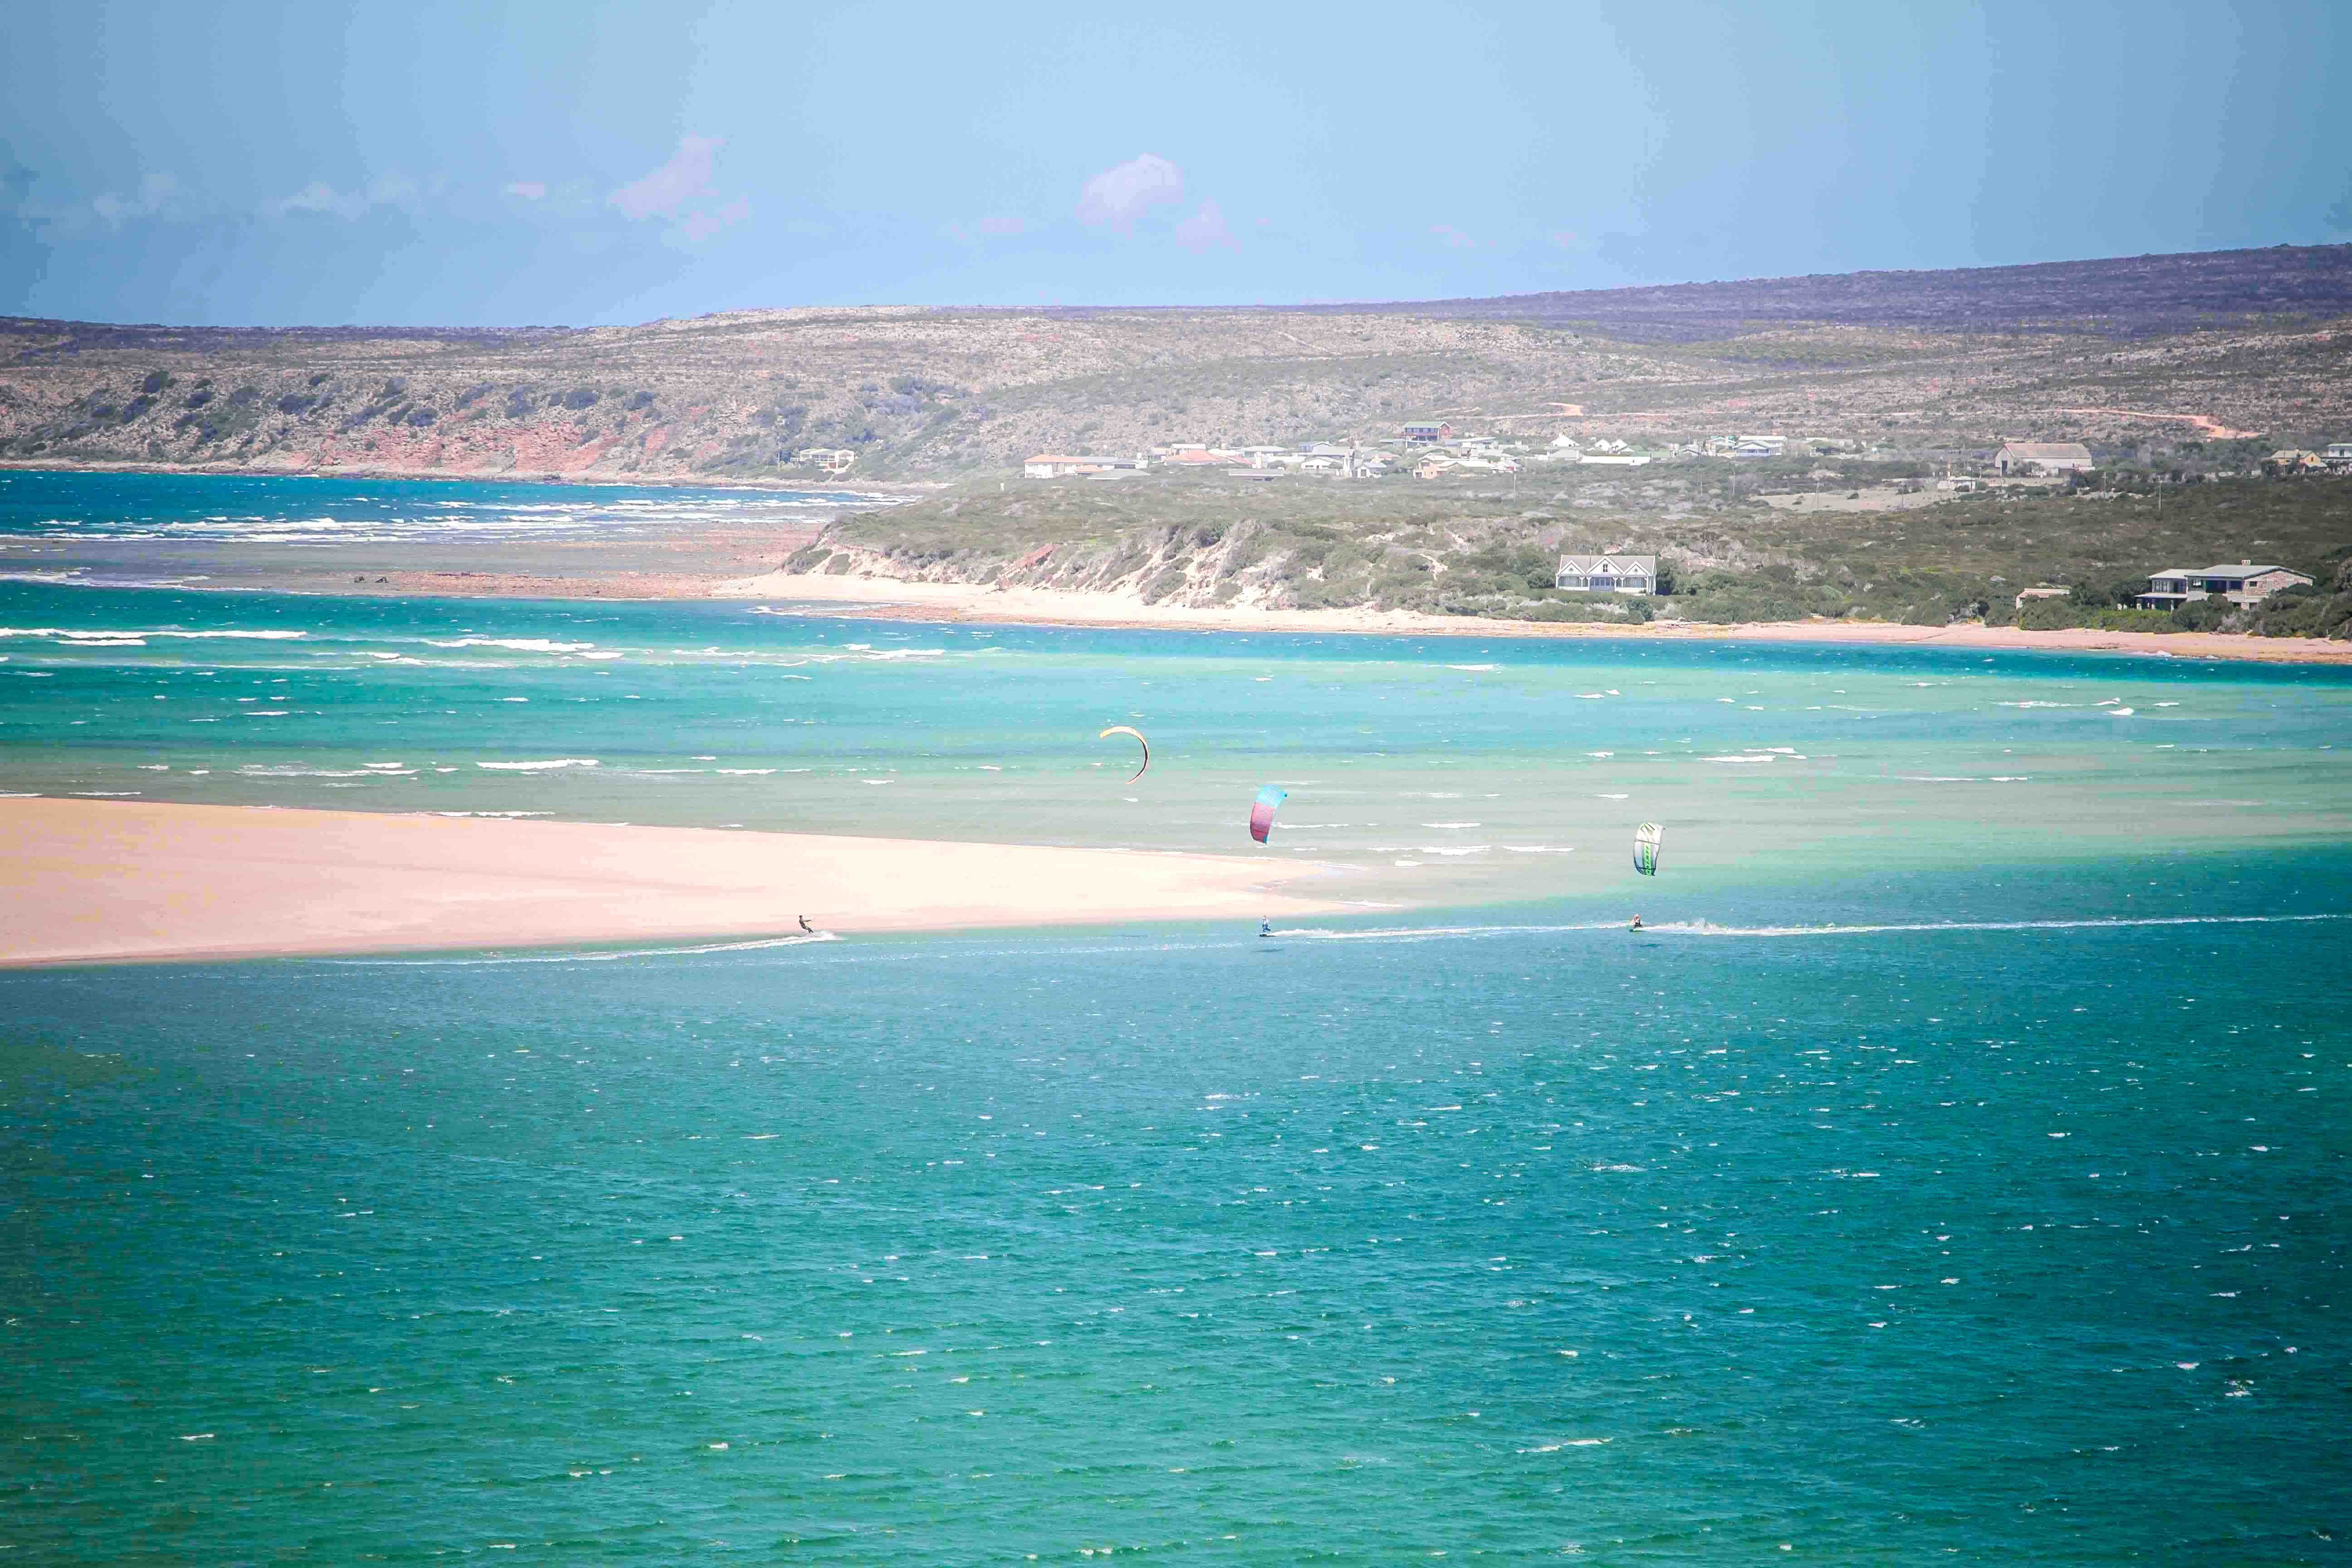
[799,915,816,935]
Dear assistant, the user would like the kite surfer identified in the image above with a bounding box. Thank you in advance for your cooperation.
[1629,914,1643,931]
[798,915,816,935]
[1259,918,1273,939]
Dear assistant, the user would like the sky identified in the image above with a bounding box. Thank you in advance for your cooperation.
[2,0,2348,328]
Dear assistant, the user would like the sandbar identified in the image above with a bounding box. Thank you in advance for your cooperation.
[0,799,1342,967]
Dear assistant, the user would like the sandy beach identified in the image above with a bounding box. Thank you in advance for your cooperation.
[708,570,2352,666]
[0,799,1343,967]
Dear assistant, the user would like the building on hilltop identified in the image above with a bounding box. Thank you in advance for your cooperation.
[2136,561,2313,610]
[1994,441,2094,475]
[1556,554,1657,593]
[1401,421,1452,443]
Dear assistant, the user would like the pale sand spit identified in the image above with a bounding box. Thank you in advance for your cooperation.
[0,800,1343,967]
[710,571,2352,666]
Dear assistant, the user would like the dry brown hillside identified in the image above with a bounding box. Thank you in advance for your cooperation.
[5,272,2350,488]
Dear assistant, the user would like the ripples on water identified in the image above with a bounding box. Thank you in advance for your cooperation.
[1,475,2349,1559]
[3,904,2346,1562]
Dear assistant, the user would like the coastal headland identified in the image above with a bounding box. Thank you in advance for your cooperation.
[0,799,1343,967]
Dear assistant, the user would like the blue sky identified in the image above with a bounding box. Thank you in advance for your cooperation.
[3,0,2347,327]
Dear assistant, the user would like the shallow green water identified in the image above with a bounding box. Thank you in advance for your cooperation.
[2,475,2349,1562]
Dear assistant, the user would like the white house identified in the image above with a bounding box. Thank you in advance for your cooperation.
[2136,561,2313,609]
[2323,441,2352,472]
[1556,554,1657,594]
[1994,441,2095,475]
[1024,454,1117,478]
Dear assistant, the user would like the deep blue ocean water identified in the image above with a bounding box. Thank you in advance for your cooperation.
[1,474,2347,1563]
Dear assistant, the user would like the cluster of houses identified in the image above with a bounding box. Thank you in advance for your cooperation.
[1024,429,2352,486]
[1024,442,1400,480]
[2263,441,2352,475]
[1022,423,1775,482]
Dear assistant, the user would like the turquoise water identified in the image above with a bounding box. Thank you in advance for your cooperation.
[0,468,871,554]
[3,475,2350,1562]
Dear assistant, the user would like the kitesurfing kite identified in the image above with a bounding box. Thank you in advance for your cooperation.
[1098,725,1149,783]
[1633,821,1664,877]
[1249,786,1288,844]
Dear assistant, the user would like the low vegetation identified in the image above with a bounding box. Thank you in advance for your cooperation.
[797,465,2352,634]
[0,244,2346,634]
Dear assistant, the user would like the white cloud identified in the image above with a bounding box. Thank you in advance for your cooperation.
[680,196,750,243]
[608,135,745,245]
[1174,198,1234,254]
[279,181,365,219]
[275,172,421,221]
[1431,224,1476,250]
[610,135,721,221]
[92,172,176,229]
[505,181,548,201]
[1077,153,1184,231]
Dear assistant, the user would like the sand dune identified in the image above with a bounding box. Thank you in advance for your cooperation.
[0,800,1340,967]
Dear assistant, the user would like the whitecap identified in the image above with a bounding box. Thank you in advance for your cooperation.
[476,759,599,771]
[424,637,597,654]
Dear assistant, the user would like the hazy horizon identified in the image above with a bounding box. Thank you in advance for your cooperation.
[5,0,2350,331]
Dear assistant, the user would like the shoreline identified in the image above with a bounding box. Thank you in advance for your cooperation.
[708,570,2352,666]
[0,455,932,499]
[5,462,2341,666]
[0,800,1347,968]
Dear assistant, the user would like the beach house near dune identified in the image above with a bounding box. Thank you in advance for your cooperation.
[1556,554,1657,594]
[2136,561,2314,610]
[1994,441,2095,476]
[1024,453,1150,478]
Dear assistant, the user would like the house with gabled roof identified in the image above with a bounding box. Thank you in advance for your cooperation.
[1995,441,2094,475]
[2136,561,2313,609]
[1556,554,1657,594]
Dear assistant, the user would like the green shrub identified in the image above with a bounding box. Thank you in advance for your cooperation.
[2170,598,2237,632]
[2019,598,2179,632]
